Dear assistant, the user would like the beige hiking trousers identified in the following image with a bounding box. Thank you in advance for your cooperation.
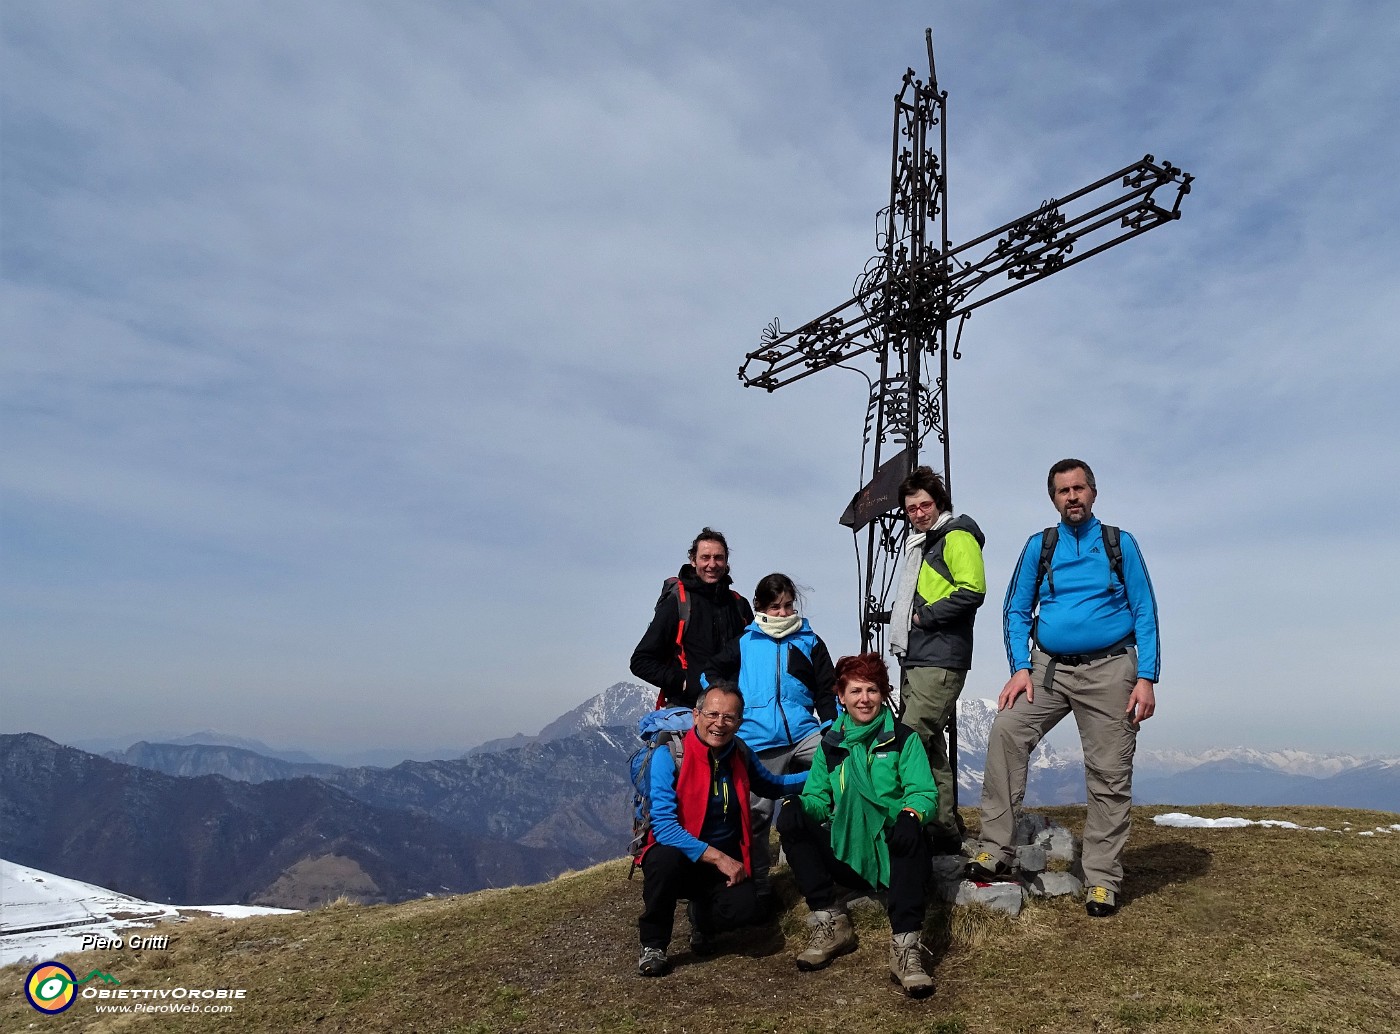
[977,646,1139,894]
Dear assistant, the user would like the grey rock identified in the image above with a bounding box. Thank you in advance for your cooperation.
[1014,812,1052,843]
[1036,826,1079,862]
[1014,843,1047,874]
[1026,871,1083,898]
[843,892,884,913]
[930,855,967,881]
[954,880,1024,916]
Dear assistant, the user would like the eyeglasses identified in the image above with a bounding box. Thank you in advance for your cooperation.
[905,500,937,516]
[698,711,741,725]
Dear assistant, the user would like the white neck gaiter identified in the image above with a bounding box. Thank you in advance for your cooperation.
[755,611,803,640]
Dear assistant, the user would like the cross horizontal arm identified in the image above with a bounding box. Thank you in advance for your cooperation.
[942,155,1192,320]
[738,291,888,392]
[739,155,1191,392]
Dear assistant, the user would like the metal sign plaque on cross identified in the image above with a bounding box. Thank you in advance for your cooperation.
[740,29,1191,653]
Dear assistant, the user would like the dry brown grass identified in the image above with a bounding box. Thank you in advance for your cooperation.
[3,804,1398,1033]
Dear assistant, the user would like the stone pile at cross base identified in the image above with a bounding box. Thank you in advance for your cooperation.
[840,814,1083,919]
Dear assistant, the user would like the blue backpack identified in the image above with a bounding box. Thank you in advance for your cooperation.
[627,706,693,877]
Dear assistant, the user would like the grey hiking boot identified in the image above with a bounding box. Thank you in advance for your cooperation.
[966,850,1011,881]
[637,947,669,977]
[795,908,857,971]
[1085,885,1119,917]
[889,931,934,997]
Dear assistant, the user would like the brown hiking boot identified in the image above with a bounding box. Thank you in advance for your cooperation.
[794,908,857,970]
[889,931,934,997]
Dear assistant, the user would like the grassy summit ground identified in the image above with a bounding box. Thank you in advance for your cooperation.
[4,805,1398,1033]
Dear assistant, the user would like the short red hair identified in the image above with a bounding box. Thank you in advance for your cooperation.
[833,652,893,700]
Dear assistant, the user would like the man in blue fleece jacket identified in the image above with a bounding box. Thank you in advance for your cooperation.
[970,459,1159,918]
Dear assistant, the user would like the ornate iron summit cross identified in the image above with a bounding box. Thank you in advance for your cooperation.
[740,30,1191,652]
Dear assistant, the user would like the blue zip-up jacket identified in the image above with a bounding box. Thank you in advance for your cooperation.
[703,620,838,753]
[1003,515,1160,682]
[648,735,804,861]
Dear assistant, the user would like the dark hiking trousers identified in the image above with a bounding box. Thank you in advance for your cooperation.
[779,808,931,934]
[638,843,761,951]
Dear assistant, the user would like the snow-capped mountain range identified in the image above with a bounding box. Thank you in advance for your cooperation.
[492,686,1397,812]
[1134,746,1373,778]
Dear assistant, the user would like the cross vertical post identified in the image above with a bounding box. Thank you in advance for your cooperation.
[740,29,1191,654]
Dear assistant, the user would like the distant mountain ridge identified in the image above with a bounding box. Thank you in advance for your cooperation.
[105,741,342,783]
[160,730,325,765]
[59,685,1400,813]
[322,728,635,860]
[0,733,575,909]
[1135,745,1374,778]
[952,697,1398,811]
[538,681,656,739]
[468,681,654,755]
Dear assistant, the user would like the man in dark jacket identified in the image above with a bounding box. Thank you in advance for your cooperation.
[630,527,754,707]
[888,467,986,853]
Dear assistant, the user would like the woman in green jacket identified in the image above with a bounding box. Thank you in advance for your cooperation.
[775,652,938,996]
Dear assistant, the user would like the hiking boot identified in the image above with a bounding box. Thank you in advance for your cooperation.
[687,901,716,956]
[637,946,670,977]
[794,908,857,971]
[1085,886,1118,917]
[966,851,1011,881]
[889,931,934,998]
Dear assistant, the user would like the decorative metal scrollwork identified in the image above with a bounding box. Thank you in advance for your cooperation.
[738,30,1190,652]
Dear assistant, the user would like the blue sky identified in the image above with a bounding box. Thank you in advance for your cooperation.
[3,1,1398,761]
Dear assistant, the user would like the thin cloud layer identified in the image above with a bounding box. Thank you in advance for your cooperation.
[3,2,1398,756]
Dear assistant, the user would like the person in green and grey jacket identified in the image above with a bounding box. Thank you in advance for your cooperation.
[775,652,938,997]
[889,464,986,854]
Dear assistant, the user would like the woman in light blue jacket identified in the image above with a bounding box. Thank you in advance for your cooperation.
[705,573,837,900]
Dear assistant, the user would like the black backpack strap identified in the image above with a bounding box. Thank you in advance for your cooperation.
[661,577,691,671]
[1035,526,1059,603]
[1036,524,1122,596]
[819,725,846,770]
[1100,524,1124,587]
[888,721,916,752]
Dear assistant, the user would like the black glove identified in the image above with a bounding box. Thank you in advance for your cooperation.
[885,810,924,854]
[774,798,808,841]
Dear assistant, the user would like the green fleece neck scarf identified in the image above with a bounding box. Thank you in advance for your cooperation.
[829,708,894,888]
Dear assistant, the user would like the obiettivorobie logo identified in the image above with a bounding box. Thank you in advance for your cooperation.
[24,962,120,1014]
[23,961,250,1014]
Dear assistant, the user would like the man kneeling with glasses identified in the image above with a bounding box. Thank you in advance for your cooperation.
[636,680,807,977]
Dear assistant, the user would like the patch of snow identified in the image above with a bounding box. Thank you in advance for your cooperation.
[1152,812,1386,834]
[0,859,293,968]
